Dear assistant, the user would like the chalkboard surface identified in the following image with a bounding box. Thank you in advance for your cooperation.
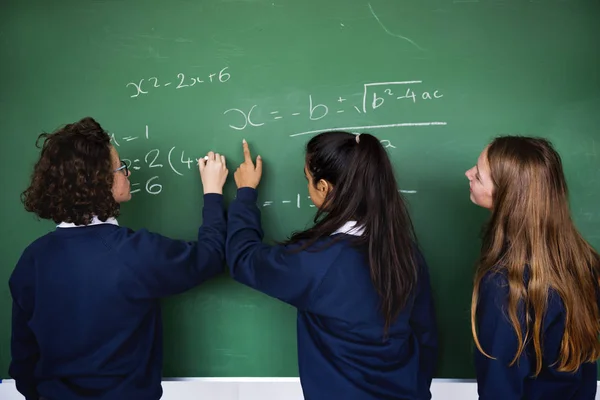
[1,0,599,379]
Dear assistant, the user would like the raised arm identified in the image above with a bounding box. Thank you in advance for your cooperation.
[226,187,332,309]
[226,140,330,309]
[119,151,229,298]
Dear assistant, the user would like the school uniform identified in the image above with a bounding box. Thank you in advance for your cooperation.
[226,187,438,400]
[475,270,598,400]
[9,194,226,400]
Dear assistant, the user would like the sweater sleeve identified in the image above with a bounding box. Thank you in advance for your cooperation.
[408,250,438,389]
[8,250,40,400]
[474,272,530,400]
[225,188,329,310]
[119,193,227,298]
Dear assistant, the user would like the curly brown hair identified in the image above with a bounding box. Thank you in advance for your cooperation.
[21,117,120,225]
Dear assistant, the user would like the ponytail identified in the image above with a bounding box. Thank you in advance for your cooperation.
[287,131,419,332]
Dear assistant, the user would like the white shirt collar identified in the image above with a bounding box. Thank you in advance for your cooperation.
[57,216,119,228]
[332,221,365,236]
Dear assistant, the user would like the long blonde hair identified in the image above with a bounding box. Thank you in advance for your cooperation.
[471,136,600,375]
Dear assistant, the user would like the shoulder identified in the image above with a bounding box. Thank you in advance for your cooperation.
[481,269,510,292]
[280,235,351,262]
[477,269,511,315]
[9,232,54,290]
[14,230,57,267]
[275,236,361,282]
[95,225,171,250]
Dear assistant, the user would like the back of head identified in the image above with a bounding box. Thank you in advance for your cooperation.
[22,117,119,225]
[290,131,419,332]
[471,135,600,374]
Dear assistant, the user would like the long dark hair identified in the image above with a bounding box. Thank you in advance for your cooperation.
[286,131,419,331]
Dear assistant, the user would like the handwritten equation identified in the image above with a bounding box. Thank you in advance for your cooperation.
[260,189,417,209]
[109,126,413,197]
[126,67,231,98]
[223,80,447,137]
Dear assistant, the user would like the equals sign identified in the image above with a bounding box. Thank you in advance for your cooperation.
[262,201,273,207]
[130,183,141,194]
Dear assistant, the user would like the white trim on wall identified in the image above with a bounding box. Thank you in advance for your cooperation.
[0,378,598,399]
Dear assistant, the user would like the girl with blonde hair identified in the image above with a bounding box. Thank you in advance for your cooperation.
[466,135,600,399]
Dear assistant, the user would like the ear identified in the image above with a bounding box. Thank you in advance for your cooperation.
[316,179,332,200]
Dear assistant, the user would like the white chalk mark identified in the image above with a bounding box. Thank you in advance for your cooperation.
[109,133,120,147]
[292,113,301,116]
[380,139,397,149]
[290,122,447,137]
[168,147,183,176]
[366,81,422,87]
[368,3,425,51]
[282,200,291,204]
[123,136,138,141]
[337,110,345,113]
[133,166,141,171]
[298,194,301,208]
[306,196,315,207]
[340,23,345,27]
[400,190,418,194]
[145,125,149,139]
[131,183,141,194]
[270,111,280,114]
[362,81,422,113]
[263,201,273,207]
[274,116,283,120]
[353,106,362,113]
[164,82,172,86]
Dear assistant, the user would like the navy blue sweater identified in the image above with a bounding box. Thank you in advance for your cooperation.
[9,194,226,400]
[475,271,598,400]
[226,188,438,400]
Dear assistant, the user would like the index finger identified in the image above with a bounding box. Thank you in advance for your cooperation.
[242,138,253,164]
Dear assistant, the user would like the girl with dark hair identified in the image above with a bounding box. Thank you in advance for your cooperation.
[467,136,600,399]
[10,117,228,400]
[227,132,438,399]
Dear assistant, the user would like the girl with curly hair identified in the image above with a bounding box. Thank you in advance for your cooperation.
[9,117,228,400]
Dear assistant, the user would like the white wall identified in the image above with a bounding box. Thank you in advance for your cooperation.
[0,378,598,399]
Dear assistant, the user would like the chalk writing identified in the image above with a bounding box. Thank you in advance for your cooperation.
[222,80,447,136]
[126,67,231,98]
[109,125,150,147]
[111,126,412,198]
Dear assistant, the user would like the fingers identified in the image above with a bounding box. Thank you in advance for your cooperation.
[198,156,207,173]
[220,154,226,167]
[255,155,263,175]
[242,139,252,164]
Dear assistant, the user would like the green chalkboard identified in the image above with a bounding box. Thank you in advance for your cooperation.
[1,0,599,379]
